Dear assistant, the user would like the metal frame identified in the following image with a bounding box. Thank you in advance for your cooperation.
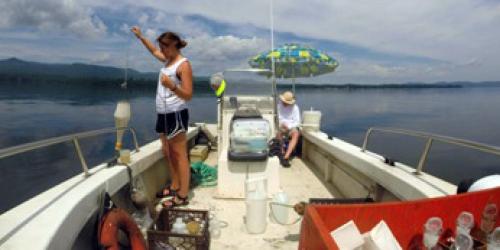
[361,127,500,175]
[0,127,140,176]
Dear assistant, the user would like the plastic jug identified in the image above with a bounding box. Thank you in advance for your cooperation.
[114,101,131,150]
[172,217,188,234]
[271,190,289,224]
[423,217,443,249]
[456,211,474,236]
[488,227,500,250]
[245,177,267,234]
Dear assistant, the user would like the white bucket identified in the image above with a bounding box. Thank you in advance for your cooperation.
[302,108,321,132]
[271,190,289,224]
[245,177,267,234]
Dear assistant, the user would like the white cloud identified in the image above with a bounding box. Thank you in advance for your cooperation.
[0,0,107,39]
[119,23,130,34]
[187,35,267,61]
[184,35,268,74]
[89,52,112,64]
[116,9,270,74]
[303,58,464,84]
[144,28,159,40]
[319,61,409,83]
[2,0,500,82]
[138,13,149,26]
[162,0,500,63]
[148,11,214,37]
[88,0,500,81]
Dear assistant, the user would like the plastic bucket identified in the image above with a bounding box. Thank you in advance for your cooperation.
[271,191,289,224]
[302,108,322,132]
[245,177,267,234]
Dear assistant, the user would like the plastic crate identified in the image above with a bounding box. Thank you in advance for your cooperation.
[148,208,210,250]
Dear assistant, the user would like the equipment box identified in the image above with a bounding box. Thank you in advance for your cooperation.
[190,145,209,163]
[229,119,270,153]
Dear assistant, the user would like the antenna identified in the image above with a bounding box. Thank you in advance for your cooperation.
[270,0,275,79]
[121,34,131,89]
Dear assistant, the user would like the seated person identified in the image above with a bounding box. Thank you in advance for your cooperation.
[277,91,301,167]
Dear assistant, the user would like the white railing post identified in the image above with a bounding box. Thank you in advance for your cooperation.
[72,138,89,176]
[416,138,433,175]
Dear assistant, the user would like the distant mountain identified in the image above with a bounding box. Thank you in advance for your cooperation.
[1,58,499,88]
[278,83,462,89]
[0,57,213,86]
[277,81,500,89]
[0,57,157,80]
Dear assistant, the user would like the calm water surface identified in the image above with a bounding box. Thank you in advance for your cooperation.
[1,82,499,213]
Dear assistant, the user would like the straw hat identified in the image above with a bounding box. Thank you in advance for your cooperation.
[280,91,295,105]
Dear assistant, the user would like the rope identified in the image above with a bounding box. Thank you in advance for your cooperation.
[190,161,218,187]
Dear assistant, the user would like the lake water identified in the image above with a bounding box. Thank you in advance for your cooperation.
[1,82,499,213]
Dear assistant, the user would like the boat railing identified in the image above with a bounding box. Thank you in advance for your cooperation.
[361,127,500,175]
[0,127,139,176]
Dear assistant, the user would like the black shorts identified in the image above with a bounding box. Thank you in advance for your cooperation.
[155,109,189,139]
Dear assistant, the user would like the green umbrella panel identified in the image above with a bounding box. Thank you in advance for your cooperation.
[248,43,339,79]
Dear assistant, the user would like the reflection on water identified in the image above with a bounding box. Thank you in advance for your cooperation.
[1,82,500,213]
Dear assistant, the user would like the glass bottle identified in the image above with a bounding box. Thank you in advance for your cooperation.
[456,211,474,236]
[423,217,443,250]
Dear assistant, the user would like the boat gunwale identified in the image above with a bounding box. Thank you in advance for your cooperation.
[0,127,200,248]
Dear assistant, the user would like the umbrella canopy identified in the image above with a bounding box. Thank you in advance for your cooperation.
[248,43,339,79]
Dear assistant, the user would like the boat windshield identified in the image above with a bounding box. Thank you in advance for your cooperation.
[222,70,273,97]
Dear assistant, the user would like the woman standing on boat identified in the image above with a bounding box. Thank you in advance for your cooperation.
[131,26,193,207]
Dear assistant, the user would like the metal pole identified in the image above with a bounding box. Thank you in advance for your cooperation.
[361,128,373,152]
[217,97,222,158]
[72,138,90,176]
[129,128,140,152]
[270,0,279,133]
[416,138,433,175]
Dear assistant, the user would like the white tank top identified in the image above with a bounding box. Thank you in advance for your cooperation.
[156,58,188,114]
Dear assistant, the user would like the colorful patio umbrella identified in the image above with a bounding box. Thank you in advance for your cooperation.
[248,43,339,80]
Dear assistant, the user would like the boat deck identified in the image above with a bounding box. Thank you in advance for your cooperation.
[183,150,334,249]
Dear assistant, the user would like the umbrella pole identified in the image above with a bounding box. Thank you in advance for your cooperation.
[270,0,279,135]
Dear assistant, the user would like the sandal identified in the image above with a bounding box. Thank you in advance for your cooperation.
[278,155,291,168]
[156,186,178,198]
[162,193,189,208]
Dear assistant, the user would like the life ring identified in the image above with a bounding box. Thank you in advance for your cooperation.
[99,208,147,250]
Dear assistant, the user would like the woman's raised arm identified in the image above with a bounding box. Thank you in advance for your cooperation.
[131,26,166,62]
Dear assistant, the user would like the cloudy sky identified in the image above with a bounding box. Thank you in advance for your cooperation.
[0,0,499,84]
